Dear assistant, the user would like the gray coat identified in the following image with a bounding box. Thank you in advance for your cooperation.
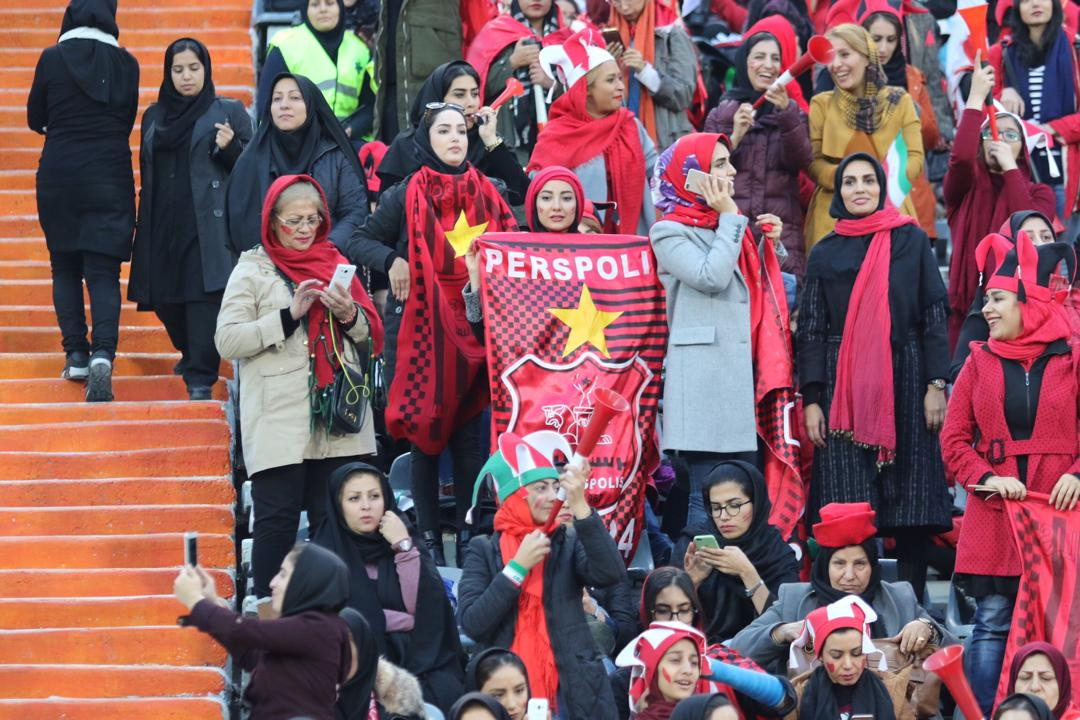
[573,119,657,235]
[650,213,757,453]
[458,512,625,720]
[641,23,697,152]
[728,581,957,674]
[129,97,253,305]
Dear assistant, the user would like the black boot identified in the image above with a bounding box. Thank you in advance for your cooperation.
[422,530,446,567]
[456,530,472,569]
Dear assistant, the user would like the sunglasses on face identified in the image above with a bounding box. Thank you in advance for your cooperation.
[981,129,1023,142]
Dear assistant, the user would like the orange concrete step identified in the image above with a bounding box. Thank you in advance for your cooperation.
[0,401,226,425]
[0,168,140,193]
[1,0,250,8]
[0,63,254,89]
[0,664,226,699]
[0,377,228,403]
[0,260,49,279]
[0,504,234,537]
[0,697,227,719]
[0,568,234,599]
[0,477,234,508]
[2,44,254,67]
[0,190,41,215]
[7,27,253,50]
[0,217,46,237]
[0,308,167,328]
[0,445,229,479]
[0,353,231,380]
[0,238,47,261]
[0,150,44,172]
[0,326,171,353]
[0,594,233,629]
[0,625,228,666]
[0,533,234,569]
[0,419,230,452]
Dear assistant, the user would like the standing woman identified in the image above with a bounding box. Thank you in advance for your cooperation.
[347,104,518,565]
[528,28,658,235]
[804,24,923,250]
[129,38,253,400]
[797,153,953,599]
[941,232,1080,716]
[27,0,139,402]
[704,19,813,277]
[226,73,368,257]
[649,132,788,529]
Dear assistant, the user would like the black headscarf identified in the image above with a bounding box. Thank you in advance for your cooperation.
[671,693,734,720]
[412,104,471,176]
[281,542,351,616]
[338,608,380,720]
[799,664,896,720]
[225,72,363,252]
[154,38,216,151]
[377,61,485,187]
[829,153,888,220]
[449,692,514,720]
[1007,209,1057,241]
[57,0,138,109]
[864,12,908,89]
[311,462,465,705]
[721,32,782,113]
[678,461,800,642]
[995,694,1058,720]
[463,647,530,693]
[304,0,347,62]
[810,541,883,608]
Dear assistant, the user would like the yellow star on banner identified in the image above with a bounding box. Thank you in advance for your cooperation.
[548,285,623,358]
[444,210,489,258]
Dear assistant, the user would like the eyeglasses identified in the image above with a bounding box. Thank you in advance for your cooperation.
[981,129,1023,142]
[277,214,322,230]
[709,499,751,518]
[652,606,697,622]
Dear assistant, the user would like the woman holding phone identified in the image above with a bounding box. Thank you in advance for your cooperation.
[649,132,788,530]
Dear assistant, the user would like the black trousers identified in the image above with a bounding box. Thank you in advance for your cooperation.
[250,456,358,598]
[155,297,222,388]
[49,250,121,360]
[410,413,487,536]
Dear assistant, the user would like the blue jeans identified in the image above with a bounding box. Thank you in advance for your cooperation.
[965,593,1014,716]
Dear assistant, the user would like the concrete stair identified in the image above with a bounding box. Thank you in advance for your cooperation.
[0,0,253,715]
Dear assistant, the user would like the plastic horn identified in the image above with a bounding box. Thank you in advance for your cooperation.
[753,35,835,109]
[923,646,985,720]
[533,83,549,132]
[491,77,526,111]
[541,387,630,534]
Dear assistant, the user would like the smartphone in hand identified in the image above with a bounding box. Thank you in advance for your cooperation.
[330,263,357,291]
[184,531,199,567]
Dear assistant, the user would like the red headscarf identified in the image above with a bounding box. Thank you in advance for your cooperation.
[260,174,384,389]
[527,79,646,235]
[742,15,810,112]
[831,207,917,467]
[525,165,586,231]
[656,132,727,229]
[1007,642,1074,718]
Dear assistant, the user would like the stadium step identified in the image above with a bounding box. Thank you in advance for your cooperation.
[0,664,227,699]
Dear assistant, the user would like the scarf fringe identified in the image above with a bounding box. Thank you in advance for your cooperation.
[827,429,896,470]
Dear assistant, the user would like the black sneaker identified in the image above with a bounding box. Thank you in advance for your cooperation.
[188,386,213,401]
[61,351,90,381]
[173,358,186,376]
[85,358,114,402]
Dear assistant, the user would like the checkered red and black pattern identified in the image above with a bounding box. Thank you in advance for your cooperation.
[478,233,667,561]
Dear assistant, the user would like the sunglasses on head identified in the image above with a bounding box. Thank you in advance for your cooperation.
[423,101,467,125]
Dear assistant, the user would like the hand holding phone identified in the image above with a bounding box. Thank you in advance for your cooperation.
[527,698,549,720]
[693,534,720,551]
[184,531,199,567]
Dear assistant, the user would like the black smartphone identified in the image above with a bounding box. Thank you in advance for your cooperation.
[184,531,198,567]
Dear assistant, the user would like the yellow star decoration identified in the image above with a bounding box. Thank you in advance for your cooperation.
[444,210,489,258]
[548,285,623,358]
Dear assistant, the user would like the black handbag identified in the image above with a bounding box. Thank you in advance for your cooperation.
[328,311,372,435]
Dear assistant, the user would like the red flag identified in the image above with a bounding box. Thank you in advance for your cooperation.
[997,493,1080,703]
[477,233,667,562]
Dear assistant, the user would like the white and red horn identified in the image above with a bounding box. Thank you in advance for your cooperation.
[753,35,835,109]
[923,646,985,720]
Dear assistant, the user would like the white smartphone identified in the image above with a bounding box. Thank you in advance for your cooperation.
[684,168,712,196]
[330,263,356,291]
[527,698,549,720]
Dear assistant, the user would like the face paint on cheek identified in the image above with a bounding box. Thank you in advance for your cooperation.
[825,662,836,674]
[661,668,673,685]
[278,224,296,236]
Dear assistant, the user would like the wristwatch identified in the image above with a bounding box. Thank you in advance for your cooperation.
[928,378,947,391]
[392,538,414,554]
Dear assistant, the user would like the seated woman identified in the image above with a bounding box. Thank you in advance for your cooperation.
[675,462,800,644]
[173,543,351,719]
[672,694,740,720]
[226,74,369,256]
[215,175,382,615]
[465,648,532,720]
[338,608,428,720]
[996,695,1059,720]
[450,693,514,720]
[529,28,658,234]
[257,0,377,143]
[376,61,529,205]
[457,433,626,719]
[792,596,898,720]
[313,462,464,712]
[941,231,1080,716]
[1008,643,1079,720]
[704,17,813,277]
[730,502,952,674]
[639,567,707,633]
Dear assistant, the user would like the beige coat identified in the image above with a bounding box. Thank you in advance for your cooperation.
[215,247,376,476]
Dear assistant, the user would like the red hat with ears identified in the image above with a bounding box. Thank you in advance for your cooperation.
[797,596,881,659]
[982,231,1045,302]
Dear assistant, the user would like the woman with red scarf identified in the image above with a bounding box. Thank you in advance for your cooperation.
[457,432,625,720]
[941,231,1080,716]
[796,153,952,602]
[649,132,788,530]
[215,174,383,614]
[348,104,518,566]
[528,28,657,235]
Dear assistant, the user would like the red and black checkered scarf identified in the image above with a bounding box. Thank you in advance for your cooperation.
[385,165,517,453]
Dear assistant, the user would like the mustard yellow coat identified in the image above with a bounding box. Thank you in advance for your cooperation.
[804,90,925,250]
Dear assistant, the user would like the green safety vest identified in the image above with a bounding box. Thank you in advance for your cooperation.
[271,24,375,120]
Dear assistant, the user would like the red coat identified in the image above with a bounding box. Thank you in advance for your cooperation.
[941,341,1080,577]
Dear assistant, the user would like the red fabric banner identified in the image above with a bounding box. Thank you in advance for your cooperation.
[477,233,667,562]
[997,493,1080,703]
